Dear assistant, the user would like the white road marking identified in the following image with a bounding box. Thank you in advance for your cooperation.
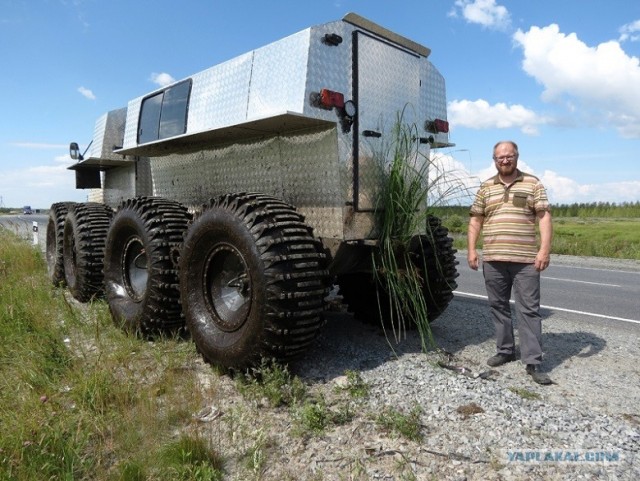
[542,276,620,287]
[453,291,640,325]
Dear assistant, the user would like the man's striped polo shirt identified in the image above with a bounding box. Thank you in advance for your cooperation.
[470,170,550,263]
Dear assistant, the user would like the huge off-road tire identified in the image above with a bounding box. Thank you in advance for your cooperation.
[104,197,190,334]
[46,201,76,286]
[63,203,113,302]
[338,215,459,326]
[179,192,330,369]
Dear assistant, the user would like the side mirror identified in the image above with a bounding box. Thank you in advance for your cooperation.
[69,142,83,161]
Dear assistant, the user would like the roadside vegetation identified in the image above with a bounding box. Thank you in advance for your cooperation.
[0,228,221,480]
[432,202,640,260]
[0,229,426,480]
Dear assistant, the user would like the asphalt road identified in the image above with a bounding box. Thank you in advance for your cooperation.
[454,252,640,329]
[0,213,48,248]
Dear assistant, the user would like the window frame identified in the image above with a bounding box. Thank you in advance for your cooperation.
[137,79,192,144]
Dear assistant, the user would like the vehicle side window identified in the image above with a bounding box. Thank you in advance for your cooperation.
[138,92,163,144]
[159,81,191,139]
[138,79,192,144]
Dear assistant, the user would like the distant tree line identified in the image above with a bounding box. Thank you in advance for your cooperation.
[431,201,640,219]
[551,201,640,218]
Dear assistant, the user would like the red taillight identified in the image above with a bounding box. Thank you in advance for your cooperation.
[435,119,449,133]
[320,89,345,109]
[426,118,449,134]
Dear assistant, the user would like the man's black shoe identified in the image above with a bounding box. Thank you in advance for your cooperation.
[526,364,553,385]
[486,353,516,367]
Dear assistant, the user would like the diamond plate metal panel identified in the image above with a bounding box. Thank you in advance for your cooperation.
[86,108,126,161]
[188,53,253,133]
[356,33,422,211]
[147,125,345,239]
[421,61,450,147]
[103,164,136,207]
[122,97,142,150]
[135,158,153,197]
[247,30,309,118]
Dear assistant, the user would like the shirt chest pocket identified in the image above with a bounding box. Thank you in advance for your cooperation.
[512,192,531,208]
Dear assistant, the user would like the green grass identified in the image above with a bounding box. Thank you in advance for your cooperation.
[440,215,640,260]
[336,370,371,399]
[235,358,307,408]
[552,218,640,259]
[508,387,541,401]
[0,229,221,481]
[0,227,414,479]
[374,405,424,442]
[373,115,435,350]
[372,114,472,351]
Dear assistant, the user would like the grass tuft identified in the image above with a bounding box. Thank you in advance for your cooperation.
[339,369,371,399]
[374,404,424,442]
[158,435,225,481]
[508,387,541,400]
[372,111,470,351]
[235,358,307,408]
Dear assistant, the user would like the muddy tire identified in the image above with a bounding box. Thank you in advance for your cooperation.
[104,197,190,334]
[63,203,113,302]
[338,215,458,325]
[179,192,330,369]
[46,202,76,286]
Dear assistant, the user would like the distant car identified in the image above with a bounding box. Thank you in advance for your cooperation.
[23,206,33,215]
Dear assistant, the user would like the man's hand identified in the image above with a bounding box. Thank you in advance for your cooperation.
[534,251,550,271]
[468,250,480,271]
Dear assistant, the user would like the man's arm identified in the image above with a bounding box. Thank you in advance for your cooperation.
[535,210,553,271]
[467,215,484,271]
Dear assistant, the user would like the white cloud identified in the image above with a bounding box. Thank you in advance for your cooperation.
[428,151,481,205]
[541,170,640,204]
[450,0,510,30]
[77,86,96,100]
[619,19,640,43]
[0,162,86,208]
[150,72,176,87]
[448,99,548,135]
[426,155,640,205]
[513,24,640,138]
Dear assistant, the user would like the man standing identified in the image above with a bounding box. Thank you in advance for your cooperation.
[467,141,553,385]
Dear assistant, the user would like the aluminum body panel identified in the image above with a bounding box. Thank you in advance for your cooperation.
[246,30,310,119]
[421,62,450,147]
[355,32,423,211]
[90,108,126,160]
[187,53,254,134]
[92,14,450,243]
[148,126,346,239]
[103,164,136,207]
[71,108,128,170]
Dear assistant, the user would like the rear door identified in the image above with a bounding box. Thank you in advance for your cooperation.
[353,31,423,210]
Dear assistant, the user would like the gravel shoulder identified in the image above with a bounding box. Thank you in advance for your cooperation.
[189,261,639,480]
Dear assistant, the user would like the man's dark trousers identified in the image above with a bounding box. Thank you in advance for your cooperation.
[483,261,543,365]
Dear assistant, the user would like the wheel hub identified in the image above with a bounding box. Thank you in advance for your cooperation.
[205,244,251,332]
[123,237,148,302]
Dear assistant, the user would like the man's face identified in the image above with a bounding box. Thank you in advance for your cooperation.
[493,143,518,178]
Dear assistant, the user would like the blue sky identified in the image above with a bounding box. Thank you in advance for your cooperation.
[1,0,639,208]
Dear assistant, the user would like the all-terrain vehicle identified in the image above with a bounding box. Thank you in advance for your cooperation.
[47,13,458,369]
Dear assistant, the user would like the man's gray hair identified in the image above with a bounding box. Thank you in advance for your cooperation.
[493,140,519,155]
